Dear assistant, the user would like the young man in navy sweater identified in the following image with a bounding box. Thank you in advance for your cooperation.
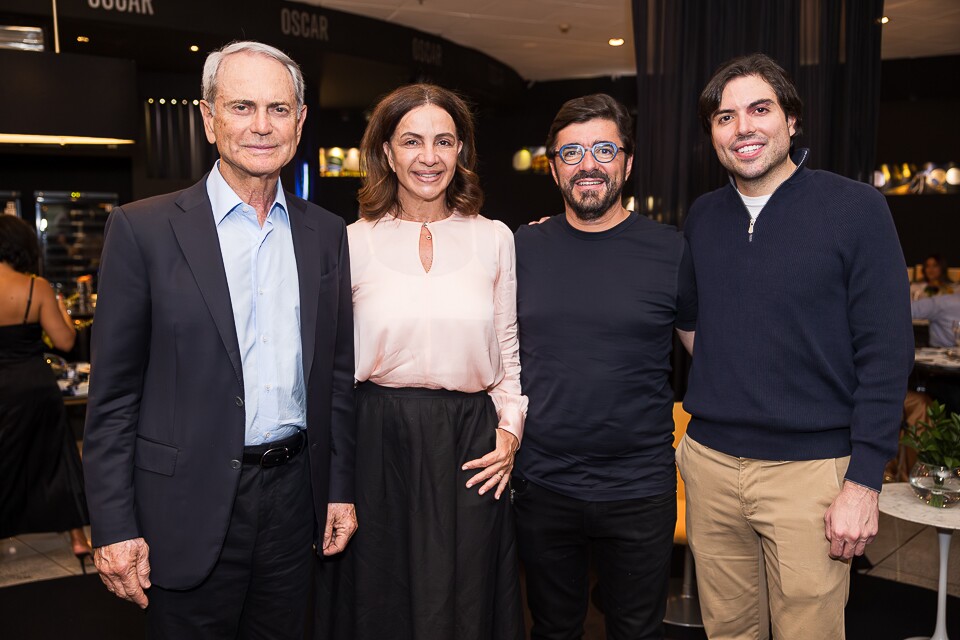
[677,53,914,638]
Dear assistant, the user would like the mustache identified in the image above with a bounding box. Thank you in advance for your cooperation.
[732,135,766,146]
[571,169,609,184]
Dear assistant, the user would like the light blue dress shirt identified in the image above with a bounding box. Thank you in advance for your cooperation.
[912,292,960,348]
[206,162,305,445]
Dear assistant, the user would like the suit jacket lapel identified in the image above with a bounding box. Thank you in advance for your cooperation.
[169,178,244,386]
[288,193,319,386]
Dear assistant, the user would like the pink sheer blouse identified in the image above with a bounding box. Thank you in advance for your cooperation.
[348,212,527,442]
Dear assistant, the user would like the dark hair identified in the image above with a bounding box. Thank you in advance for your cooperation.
[698,53,803,139]
[545,94,634,159]
[923,254,950,282]
[358,83,483,220]
[0,215,40,274]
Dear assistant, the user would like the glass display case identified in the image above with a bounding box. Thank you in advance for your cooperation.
[34,191,117,297]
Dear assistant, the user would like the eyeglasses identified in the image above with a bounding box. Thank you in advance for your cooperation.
[553,141,621,165]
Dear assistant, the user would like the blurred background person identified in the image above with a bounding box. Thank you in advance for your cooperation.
[0,215,90,570]
[912,289,960,349]
[911,253,954,299]
[331,83,526,640]
[911,291,960,417]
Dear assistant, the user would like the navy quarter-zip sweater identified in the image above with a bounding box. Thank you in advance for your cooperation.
[683,149,914,490]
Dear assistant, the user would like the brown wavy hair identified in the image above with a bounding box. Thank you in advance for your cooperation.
[358,84,483,220]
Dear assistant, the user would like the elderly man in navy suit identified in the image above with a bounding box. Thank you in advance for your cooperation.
[83,40,356,639]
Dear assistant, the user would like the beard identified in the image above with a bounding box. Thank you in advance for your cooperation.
[560,169,625,222]
[716,132,793,188]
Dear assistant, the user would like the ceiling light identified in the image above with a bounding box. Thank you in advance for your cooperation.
[76,36,90,43]
[879,16,889,24]
[0,134,134,145]
[608,38,625,47]
[190,45,199,52]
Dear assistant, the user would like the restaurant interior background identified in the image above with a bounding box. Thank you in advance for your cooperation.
[1,5,960,637]
[0,0,958,289]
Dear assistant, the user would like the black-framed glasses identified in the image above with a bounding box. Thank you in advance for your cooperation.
[553,141,620,165]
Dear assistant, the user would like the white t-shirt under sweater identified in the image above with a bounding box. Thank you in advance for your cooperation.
[738,190,771,219]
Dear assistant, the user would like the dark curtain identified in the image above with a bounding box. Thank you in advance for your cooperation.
[143,100,217,181]
[630,0,884,400]
[631,0,884,229]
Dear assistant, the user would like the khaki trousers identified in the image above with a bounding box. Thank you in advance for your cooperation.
[676,434,851,640]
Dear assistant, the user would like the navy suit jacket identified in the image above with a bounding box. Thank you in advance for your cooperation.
[83,176,355,589]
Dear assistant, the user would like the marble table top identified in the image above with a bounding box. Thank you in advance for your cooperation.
[879,483,960,530]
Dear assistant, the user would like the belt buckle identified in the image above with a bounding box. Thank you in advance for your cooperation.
[259,445,291,468]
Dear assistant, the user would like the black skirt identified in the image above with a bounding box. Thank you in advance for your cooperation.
[318,383,523,640]
[0,356,88,538]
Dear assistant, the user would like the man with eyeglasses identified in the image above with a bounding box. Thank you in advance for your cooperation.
[513,93,697,639]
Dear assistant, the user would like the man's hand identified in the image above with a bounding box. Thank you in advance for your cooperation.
[93,537,151,608]
[322,502,357,556]
[824,480,880,559]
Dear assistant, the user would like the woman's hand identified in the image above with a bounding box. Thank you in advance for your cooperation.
[462,428,519,499]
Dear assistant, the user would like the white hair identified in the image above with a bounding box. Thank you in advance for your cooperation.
[201,41,305,116]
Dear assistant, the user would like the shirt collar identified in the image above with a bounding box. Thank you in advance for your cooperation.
[206,161,288,225]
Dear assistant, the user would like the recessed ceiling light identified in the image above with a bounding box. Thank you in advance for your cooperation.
[190,45,199,52]
[608,38,625,47]
[76,36,89,43]
[879,16,890,24]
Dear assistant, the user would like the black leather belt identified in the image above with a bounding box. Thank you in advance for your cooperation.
[242,430,306,468]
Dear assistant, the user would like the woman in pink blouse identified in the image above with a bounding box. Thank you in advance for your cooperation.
[334,84,526,640]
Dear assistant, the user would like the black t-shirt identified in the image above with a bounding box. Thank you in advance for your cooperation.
[514,212,697,501]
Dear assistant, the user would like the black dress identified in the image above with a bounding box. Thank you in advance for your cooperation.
[0,290,88,538]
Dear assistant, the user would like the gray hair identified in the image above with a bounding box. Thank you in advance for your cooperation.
[201,41,305,116]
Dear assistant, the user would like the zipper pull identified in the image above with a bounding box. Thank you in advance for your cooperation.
[747,217,756,242]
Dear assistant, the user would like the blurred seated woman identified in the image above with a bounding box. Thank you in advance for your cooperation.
[329,84,526,640]
[0,215,91,570]
[911,253,954,300]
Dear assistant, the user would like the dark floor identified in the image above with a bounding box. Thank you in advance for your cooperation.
[2,528,959,639]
